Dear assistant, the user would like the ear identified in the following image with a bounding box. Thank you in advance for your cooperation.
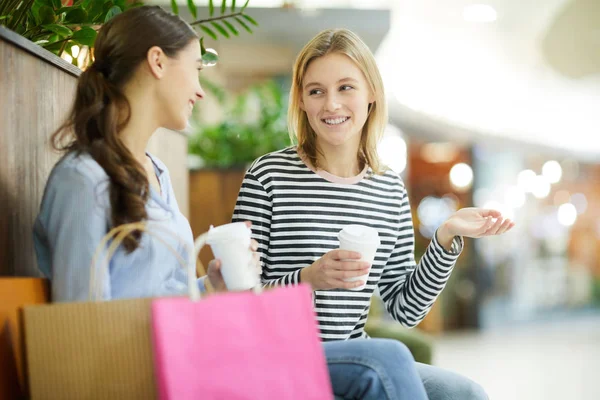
[368,91,376,104]
[146,46,167,79]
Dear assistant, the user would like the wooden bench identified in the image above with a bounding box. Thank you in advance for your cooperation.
[0,278,50,400]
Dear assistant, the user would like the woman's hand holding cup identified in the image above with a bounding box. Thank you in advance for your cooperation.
[300,249,371,291]
[206,221,260,292]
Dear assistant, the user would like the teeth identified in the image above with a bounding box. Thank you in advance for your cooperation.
[324,117,349,125]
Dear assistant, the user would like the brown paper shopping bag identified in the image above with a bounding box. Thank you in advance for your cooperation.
[22,223,203,400]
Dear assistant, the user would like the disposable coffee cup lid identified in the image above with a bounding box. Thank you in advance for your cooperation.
[207,222,251,245]
[338,225,380,245]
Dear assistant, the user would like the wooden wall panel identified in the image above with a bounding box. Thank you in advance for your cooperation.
[0,34,72,277]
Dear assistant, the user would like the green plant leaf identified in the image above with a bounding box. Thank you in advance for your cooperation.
[41,34,62,51]
[42,23,72,37]
[210,21,229,38]
[72,26,96,46]
[51,0,61,9]
[113,0,127,9]
[104,5,121,22]
[208,0,214,17]
[64,8,86,23]
[55,6,73,14]
[241,14,257,26]
[170,0,178,14]
[231,0,236,12]
[220,0,226,14]
[199,37,206,54]
[64,42,73,56]
[199,25,217,40]
[34,39,50,45]
[36,0,54,8]
[187,0,197,19]
[39,5,56,24]
[234,16,251,33]
[202,49,218,64]
[241,0,249,12]
[223,20,238,36]
[88,1,104,21]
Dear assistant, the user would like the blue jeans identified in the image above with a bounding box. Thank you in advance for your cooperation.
[416,362,488,400]
[324,339,428,400]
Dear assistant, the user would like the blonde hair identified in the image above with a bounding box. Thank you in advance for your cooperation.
[288,29,388,174]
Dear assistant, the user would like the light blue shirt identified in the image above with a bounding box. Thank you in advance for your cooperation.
[33,151,205,302]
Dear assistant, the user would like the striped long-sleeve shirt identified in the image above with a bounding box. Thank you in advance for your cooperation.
[232,147,463,341]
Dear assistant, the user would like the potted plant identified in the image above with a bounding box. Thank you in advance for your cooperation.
[189,79,290,169]
[1,0,258,67]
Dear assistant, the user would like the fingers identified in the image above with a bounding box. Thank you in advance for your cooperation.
[244,221,252,228]
[329,265,370,280]
[207,259,221,271]
[335,279,366,290]
[484,218,515,236]
[478,216,496,235]
[480,209,503,219]
[495,219,515,235]
[483,217,504,235]
[250,239,258,252]
[330,260,371,271]
[252,252,262,274]
[206,259,227,292]
[328,249,362,261]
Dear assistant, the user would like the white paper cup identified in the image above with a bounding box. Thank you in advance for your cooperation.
[205,222,260,291]
[338,225,380,291]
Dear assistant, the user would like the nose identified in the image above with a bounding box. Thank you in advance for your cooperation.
[196,83,206,100]
[324,92,341,112]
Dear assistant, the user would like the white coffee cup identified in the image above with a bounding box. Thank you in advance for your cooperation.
[194,222,260,291]
[337,225,380,291]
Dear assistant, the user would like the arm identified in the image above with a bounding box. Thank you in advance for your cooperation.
[232,171,300,288]
[38,167,112,302]
[377,190,463,328]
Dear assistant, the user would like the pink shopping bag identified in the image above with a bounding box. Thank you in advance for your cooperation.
[151,284,333,400]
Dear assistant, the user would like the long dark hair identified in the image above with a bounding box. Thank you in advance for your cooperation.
[52,6,198,251]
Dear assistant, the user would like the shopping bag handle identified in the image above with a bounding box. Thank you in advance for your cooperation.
[88,222,203,302]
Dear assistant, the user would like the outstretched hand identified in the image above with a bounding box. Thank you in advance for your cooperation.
[437,208,515,250]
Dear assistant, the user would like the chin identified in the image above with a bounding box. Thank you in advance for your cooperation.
[164,117,188,132]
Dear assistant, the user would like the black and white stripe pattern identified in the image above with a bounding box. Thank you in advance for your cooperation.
[233,147,463,341]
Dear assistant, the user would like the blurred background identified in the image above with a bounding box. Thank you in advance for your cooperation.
[163,0,600,398]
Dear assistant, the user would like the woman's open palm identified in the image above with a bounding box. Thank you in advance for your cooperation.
[445,208,515,238]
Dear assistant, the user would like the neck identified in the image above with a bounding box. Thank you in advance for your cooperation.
[315,141,362,178]
[119,83,160,165]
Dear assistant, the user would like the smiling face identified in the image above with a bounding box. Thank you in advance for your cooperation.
[154,39,206,131]
[300,52,374,155]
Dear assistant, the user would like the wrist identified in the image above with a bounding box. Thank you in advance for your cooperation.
[300,266,313,289]
[436,221,455,251]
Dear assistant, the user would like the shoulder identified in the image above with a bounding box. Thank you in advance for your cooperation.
[363,168,408,202]
[370,168,406,190]
[39,151,111,217]
[47,151,110,190]
[247,146,302,175]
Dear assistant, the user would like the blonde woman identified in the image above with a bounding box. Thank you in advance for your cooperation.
[233,28,514,400]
